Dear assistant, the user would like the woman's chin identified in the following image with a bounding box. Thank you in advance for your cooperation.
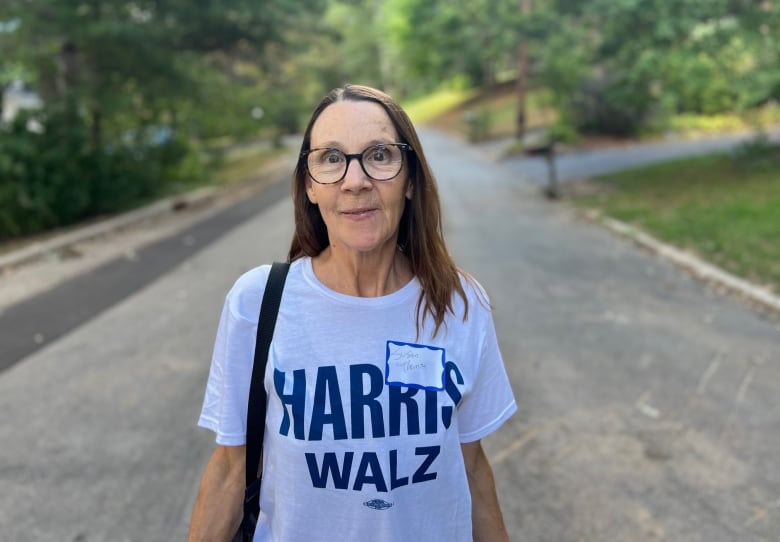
[333,235,395,256]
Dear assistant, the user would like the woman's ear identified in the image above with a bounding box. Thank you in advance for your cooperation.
[405,179,413,200]
[305,178,317,204]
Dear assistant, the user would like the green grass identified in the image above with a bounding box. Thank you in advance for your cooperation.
[416,85,557,142]
[572,152,780,292]
[402,89,477,125]
[665,104,780,137]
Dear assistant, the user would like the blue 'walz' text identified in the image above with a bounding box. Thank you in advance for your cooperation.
[273,361,465,491]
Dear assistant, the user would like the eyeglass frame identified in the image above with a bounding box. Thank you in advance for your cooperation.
[300,143,414,185]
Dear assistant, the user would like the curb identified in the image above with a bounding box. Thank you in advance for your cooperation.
[0,186,218,272]
[581,209,780,317]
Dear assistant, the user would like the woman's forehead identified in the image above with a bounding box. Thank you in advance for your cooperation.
[310,100,399,148]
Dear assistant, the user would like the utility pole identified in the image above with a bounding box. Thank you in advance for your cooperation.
[515,0,533,143]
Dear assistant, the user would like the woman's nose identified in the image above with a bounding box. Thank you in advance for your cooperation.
[340,157,371,190]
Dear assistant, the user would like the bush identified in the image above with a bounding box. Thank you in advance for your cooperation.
[462,108,492,142]
[0,106,197,239]
[0,109,94,236]
[731,132,780,172]
[566,70,654,137]
[262,91,304,147]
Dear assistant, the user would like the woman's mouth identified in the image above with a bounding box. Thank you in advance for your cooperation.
[341,208,377,219]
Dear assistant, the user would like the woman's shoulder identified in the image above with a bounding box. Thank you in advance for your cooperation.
[225,260,302,321]
[457,269,489,300]
[222,265,272,322]
[456,269,492,316]
[232,263,272,290]
[230,258,302,294]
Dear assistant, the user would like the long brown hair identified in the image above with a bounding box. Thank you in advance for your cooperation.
[288,84,468,336]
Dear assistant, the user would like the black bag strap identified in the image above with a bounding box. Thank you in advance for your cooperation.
[245,261,290,489]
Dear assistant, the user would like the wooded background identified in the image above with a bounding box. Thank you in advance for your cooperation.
[1,0,778,237]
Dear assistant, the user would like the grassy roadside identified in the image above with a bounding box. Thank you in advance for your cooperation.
[570,150,780,293]
[403,85,557,141]
[402,89,478,125]
[210,142,291,185]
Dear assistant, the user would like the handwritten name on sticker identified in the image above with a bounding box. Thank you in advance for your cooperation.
[385,341,446,391]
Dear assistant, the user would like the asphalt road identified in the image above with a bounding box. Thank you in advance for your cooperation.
[0,178,290,372]
[1,130,778,541]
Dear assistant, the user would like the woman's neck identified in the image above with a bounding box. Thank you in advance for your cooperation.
[311,245,413,298]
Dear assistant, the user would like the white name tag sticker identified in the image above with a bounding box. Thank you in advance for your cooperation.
[385,340,446,391]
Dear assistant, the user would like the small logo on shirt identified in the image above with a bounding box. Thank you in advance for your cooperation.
[363,498,394,510]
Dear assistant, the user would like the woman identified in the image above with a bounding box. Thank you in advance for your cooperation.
[189,85,516,541]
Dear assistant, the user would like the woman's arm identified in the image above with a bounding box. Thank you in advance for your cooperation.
[461,440,510,542]
[188,445,246,542]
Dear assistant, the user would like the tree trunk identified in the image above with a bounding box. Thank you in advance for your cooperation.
[57,41,79,97]
[515,0,533,141]
[0,82,6,123]
[91,106,103,150]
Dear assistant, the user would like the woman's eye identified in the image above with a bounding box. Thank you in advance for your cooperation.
[319,150,343,164]
[367,147,389,162]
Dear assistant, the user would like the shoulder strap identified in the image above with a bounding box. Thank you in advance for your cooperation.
[245,261,290,488]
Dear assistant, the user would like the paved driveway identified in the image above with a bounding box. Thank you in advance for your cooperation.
[495,128,780,186]
[0,129,777,541]
[429,128,779,541]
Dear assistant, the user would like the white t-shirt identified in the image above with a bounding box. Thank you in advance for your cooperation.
[199,257,516,542]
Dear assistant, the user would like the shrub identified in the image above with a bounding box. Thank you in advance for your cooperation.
[0,108,94,236]
[566,70,654,137]
[0,105,196,238]
[731,132,780,172]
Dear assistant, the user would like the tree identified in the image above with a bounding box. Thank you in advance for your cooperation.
[0,0,326,148]
[382,0,521,95]
[515,0,533,140]
[0,0,328,237]
[528,0,780,136]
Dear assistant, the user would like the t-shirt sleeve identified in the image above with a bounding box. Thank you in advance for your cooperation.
[197,266,269,445]
[456,292,517,443]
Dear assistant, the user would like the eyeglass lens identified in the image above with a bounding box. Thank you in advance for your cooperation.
[307,144,406,184]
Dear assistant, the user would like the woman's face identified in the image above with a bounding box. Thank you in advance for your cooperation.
[305,100,413,257]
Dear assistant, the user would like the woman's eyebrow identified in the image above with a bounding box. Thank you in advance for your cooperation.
[310,139,395,150]
[310,141,342,149]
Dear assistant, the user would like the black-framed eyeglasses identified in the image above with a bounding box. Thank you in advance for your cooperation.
[301,143,413,185]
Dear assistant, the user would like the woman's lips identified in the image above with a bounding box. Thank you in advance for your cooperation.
[341,207,377,218]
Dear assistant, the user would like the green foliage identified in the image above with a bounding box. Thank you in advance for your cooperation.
[0,0,328,237]
[731,133,780,172]
[401,88,476,124]
[4,0,780,240]
[547,121,579,145]
[0,109,94,235]
[530,0,780,136]
[319,1,387,88]
[0,104,194,238]
[461,109,492,143]
[382,0,521,95]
